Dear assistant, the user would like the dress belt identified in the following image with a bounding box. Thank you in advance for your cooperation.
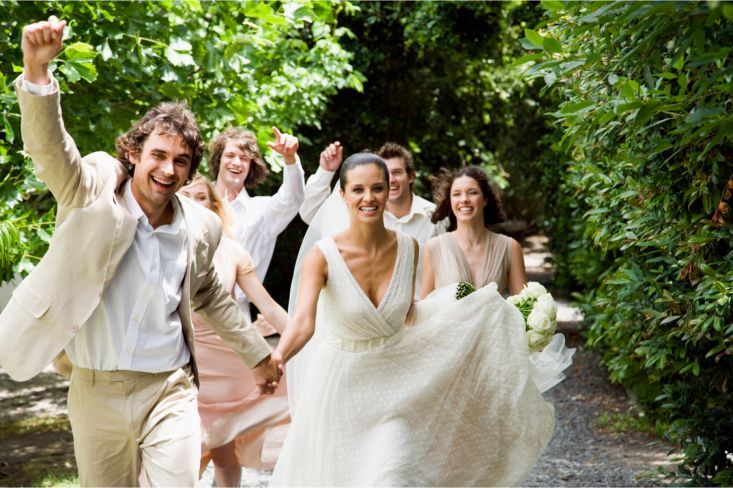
[327,332,402,352]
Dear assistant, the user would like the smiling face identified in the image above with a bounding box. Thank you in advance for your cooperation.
[340,163,389,224]
[129,130,192,219]
[450,175,487,224]
[385,157,414,204]
[215,140,253,191]
[179,179,212,210]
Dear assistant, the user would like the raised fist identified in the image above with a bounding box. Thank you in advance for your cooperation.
[22,16,66,84]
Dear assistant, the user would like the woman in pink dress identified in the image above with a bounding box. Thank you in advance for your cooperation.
[421,166,528,297]
[179,175,290,487]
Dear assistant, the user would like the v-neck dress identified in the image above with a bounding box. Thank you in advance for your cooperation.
[427,230,513,293]
[271,232,554,486]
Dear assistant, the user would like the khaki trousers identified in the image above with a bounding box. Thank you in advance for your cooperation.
[68,366,200,487]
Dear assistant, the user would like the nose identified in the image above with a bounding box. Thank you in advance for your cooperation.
[160,158,175,176]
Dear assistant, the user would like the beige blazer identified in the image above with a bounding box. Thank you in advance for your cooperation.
[0,78,271,383]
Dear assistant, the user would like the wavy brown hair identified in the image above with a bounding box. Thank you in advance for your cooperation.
[115,101,204,182]
[431,166,506,231]
[208,128,269,188]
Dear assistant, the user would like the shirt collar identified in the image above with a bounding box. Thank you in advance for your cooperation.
[122,180,186,236]
[386,193,430,222]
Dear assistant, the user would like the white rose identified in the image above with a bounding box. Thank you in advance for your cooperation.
[524,281,548,299]
[535,293,558,321]
[507,294,522,306]
[527,308,554,333]
[527,330,547,350]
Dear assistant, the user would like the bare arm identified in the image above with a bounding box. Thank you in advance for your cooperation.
[272,247,327,365]
[420,242,436,299]
[507,238,528,295]
[234,249,288,334]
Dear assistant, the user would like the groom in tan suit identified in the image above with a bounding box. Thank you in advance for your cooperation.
[0,16,281,486]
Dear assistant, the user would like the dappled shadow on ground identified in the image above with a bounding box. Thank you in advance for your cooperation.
[0,369,76,486]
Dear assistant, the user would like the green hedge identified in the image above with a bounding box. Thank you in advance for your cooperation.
[521,1,733,484]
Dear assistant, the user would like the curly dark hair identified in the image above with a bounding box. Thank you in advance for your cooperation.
[208,128,269,189]
[431,166,506,231]
[115,101,204,182]
[338,152,389,190]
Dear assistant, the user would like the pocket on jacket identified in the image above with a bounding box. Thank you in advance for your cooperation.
[11,282,52,319]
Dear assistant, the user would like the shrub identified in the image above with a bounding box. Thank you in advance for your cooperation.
[521,1,733,484]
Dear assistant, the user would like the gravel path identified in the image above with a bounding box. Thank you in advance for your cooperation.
[2,235,677,487]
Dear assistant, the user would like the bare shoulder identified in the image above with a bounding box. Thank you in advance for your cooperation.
[304,245,328,277]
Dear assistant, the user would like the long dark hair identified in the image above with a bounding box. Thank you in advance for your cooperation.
[338,152,389,190]
[431,166,506,231]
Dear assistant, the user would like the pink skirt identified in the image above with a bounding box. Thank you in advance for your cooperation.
[196,323,290,470]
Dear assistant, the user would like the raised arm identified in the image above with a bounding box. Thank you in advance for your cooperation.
[260,127,306,235]
[272,246,327,366]
[299,141,342,224]
[17,17,108,208]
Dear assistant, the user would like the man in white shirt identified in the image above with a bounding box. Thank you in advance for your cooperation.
[299,142,444,294]
[210,127,305,329]
[0,17,280,486]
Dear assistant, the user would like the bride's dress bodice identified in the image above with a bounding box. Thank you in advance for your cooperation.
[315,233,413,345]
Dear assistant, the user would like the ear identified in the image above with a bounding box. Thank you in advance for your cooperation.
[128,151,140,166]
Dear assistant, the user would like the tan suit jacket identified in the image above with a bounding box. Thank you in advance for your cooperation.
[0,78,271,383]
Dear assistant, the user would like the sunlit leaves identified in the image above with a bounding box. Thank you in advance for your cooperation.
[520,1,733,483]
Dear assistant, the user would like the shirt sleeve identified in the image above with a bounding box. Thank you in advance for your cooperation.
[260,158,306,236]
[20,72,57,96]
[299,167,336,224]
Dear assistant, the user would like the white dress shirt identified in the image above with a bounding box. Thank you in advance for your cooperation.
[229,161,305,281]
[66,181,191,372]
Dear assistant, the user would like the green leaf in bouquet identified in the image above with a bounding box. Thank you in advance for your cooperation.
[455,281,477,300]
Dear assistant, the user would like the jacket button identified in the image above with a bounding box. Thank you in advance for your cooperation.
[71,325,79,333]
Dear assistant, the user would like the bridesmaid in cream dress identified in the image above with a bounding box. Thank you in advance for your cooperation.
[179,176,290,487]
[421,166,527,297]
[270,154,554,486]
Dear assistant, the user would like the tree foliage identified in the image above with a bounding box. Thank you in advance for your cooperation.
[0,0,361,283]
[521,1,733,483]
[299,1,560,221]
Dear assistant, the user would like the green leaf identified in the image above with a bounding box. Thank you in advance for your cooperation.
[57,62,81,83]
[166,40,195,67]
[543,37,562,54]
[540,0,565,12]
[524,29,544,49]
[511,52,544,67]
[63,42,97,62]
[3,114,14,144]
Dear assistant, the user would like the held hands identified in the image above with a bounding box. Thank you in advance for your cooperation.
[319,141,343,172]
[22,16,66,85]
[252,354,283,395]
[267,127,299,165]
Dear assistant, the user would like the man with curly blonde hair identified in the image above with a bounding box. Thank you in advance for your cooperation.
[209,126,305,332]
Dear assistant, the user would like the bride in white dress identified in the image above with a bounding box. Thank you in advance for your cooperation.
[270,153,555,486]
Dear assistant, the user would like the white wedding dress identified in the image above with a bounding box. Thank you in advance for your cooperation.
[271,232,555,486]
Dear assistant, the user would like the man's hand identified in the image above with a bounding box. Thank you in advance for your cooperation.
[267,127,299,165]
[22,16,66,85]
[319,141,343,172]
[251,354,282,395]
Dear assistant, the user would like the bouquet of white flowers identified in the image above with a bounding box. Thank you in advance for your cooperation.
[507,282,558,352]
[455,280,558,352]
[454,280,574,393]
